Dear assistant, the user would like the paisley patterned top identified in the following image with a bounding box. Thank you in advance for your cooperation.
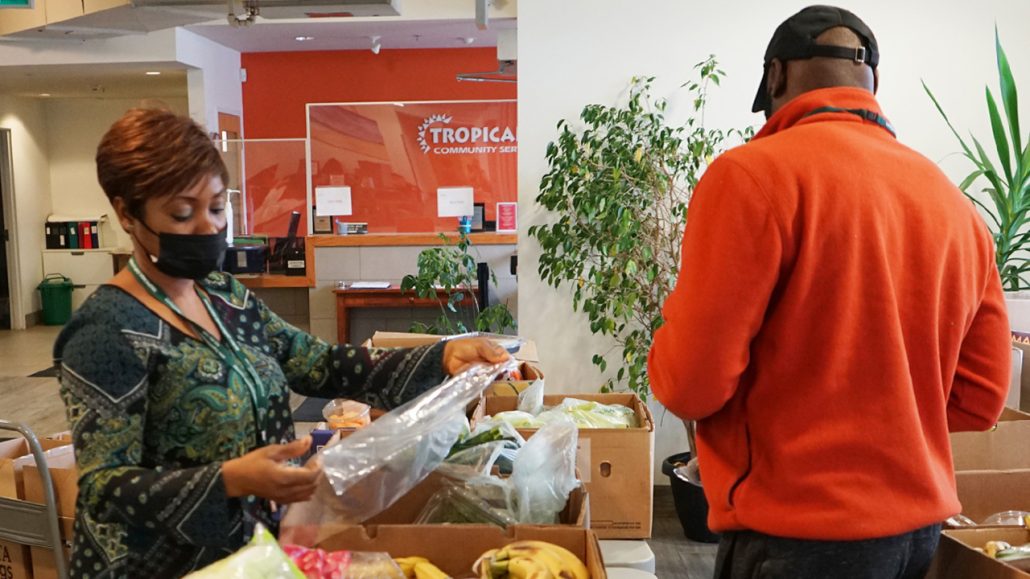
[53,272,447,578]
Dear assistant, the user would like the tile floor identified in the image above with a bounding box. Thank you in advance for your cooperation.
[0,325,718,577]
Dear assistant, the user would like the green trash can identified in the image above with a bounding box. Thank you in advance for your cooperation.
[37,274,74,326]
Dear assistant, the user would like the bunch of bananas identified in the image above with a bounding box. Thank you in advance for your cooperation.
[395,556,450,579]
[473,540,589,579]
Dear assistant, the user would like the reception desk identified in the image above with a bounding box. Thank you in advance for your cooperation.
[234,232,517,344]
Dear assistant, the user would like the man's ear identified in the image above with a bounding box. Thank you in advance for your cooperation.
[112,197,134,233]
[768,58,789,100]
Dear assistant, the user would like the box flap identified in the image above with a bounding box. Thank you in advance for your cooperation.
[1001,407,1030,422]
[955,469,1030,523]
[951,421,1030,471]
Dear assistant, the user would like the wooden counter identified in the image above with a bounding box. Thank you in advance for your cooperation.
[235,274,313,289]
[231,232,517,292]
[309,232,517,248]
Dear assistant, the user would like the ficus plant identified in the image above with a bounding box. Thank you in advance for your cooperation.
[529,56,752,400]
[401,232,517,335]
[924,31,1030,290]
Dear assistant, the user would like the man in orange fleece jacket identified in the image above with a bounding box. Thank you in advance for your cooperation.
[648,6,1011,579]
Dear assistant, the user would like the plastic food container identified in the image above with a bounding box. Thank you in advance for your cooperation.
[322,399,372,430]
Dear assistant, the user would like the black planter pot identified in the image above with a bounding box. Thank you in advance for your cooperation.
[662,452,721,543]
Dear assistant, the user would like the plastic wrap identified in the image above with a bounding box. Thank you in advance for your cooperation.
[184,524,304,578]
[282,546,405,579]
[282,360,516,537]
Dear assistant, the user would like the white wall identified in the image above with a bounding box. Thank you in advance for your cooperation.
[175,28,243,133]
[0,96,52,328]
[518,0,1030,479]
[43,97,189,250]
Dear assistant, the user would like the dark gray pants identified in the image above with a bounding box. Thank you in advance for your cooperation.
[714,523,942,579]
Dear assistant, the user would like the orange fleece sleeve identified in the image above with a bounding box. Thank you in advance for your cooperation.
[947,263,1011,431]
[648,158,784,420]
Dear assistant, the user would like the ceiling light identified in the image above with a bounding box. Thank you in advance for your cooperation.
[38,93,51,97]
[370,35,381,55]
[145,71,161,76]
[295,36,314,42]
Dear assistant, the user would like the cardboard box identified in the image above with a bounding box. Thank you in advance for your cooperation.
[951,419,1030,471]
[0,436,73,579]
[368,331,540,364]
[955,469,1030,524]
[19,444,78,518]
[315,525,606,578]
[28,516,73,579]
[474,393,655,539]
[1001,407,1030,422]
[0,539,32,579]
[927,527,1030,578]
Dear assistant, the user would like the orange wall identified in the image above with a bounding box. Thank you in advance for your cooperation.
[241,47,517,138]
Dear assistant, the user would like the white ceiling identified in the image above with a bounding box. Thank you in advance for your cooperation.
[184,17,515,53]
[0,63,188,99]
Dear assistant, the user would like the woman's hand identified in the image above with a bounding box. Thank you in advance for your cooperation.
[221,437,320,504]
[443,338,511,375]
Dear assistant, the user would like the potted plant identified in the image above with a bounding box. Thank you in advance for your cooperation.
[400,232,516,335]
[924,31,1030,327]
[529,57,751,542]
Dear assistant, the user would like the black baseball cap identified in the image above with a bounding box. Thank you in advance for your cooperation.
[752,5,879,113]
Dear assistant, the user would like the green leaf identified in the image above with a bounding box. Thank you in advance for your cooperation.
[986,87,1013,184]
[996,29,1022,167]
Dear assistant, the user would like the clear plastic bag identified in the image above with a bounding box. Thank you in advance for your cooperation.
[282,545,405,579]
[510,417,579,523]
[184,524,304,578]
[282,360,516,541]
[415,419,580,527]
[414,481,518,527]
[536,397,638,428]
[981,510,1030,526]
[517,379,545,415]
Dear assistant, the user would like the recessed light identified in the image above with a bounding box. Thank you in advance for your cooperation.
[295,36,314,42]
[145,71,161,76]
[38,93,51,97]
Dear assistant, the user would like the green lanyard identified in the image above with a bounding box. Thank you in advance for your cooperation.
[128,258,269,446]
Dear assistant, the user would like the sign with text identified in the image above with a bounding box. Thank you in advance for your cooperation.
[497,202,518,233]
[315,186,353,216]
[308,100,516,233]
[437,187,474,218]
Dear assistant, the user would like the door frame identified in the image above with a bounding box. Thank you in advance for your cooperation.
[0,128,25,330]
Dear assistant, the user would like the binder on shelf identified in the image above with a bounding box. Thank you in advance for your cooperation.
[67,221,79,249]
[90,222,99,248]
[58,223,68,249]
[80,222,92,249]
[45,223,59,249]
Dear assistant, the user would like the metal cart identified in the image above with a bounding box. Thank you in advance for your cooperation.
[0,420,69,579]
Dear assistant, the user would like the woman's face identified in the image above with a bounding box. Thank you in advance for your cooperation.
[137,174,227,237]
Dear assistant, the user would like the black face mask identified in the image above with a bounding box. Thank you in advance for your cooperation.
[135,219,227,280]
